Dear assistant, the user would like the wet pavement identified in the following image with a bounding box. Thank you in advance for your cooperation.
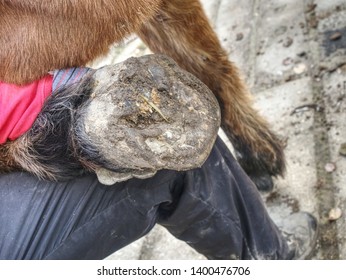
[92,0,346,260]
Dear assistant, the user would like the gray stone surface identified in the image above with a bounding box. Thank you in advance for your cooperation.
[90,0,346,260]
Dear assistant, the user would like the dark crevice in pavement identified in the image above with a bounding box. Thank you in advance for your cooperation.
[248,0,261,88]
[304,0,339,260]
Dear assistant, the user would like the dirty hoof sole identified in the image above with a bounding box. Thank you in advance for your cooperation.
[78,54,221,183]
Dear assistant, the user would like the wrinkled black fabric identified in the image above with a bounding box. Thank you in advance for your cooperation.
[0,137,289,259]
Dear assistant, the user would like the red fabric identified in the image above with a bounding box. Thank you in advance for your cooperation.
[0,75,53,144]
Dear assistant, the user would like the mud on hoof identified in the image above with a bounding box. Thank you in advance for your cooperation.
[76,54,221,184]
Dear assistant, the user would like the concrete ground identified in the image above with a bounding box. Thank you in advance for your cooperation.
[92,0,346,260]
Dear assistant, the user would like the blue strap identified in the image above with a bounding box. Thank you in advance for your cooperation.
[52,67,92,91]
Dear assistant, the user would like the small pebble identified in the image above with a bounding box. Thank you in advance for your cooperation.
[297,51,307,57]
[324,162,336,173]
[329,32,342,41]
[283,37,293,47]
[283,57,293,66]
[236,33,244,41]
[328,207,342,221]
[293,63,307,74]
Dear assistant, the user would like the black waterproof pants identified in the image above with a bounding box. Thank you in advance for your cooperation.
[0,137,289,259]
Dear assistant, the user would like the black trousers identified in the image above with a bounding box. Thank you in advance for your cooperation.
[0,137,289,259]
